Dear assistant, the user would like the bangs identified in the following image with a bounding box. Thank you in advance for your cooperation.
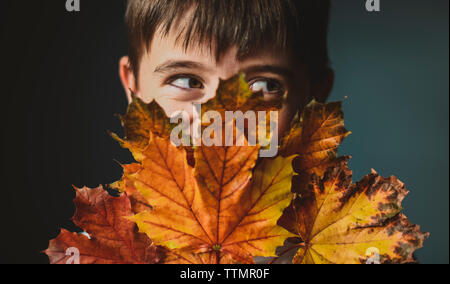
[126,0,330,79]
[157,0,299,60]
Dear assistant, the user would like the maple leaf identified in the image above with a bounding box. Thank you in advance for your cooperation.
[201,73,282,146]
[163,250,237,264]
[111,163,152,214]
[121,132,296,264]
[44,186,164,264]
[201,73,283,116]
[118,93,176,148]
[278,161,429,264]
[280,100,351,192]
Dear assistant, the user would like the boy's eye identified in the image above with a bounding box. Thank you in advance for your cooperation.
[169,77,204,90]
[249,79,284,97]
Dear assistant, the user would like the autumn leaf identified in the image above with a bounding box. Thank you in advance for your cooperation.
[280,100,351,192]
[278,161,429,264]
[163,250,237,264]
[205,73,282,146]
[44,186,164,264]
[122,132,296,264]
[111,163,153,214]
[118,93,175,148]
[274,99,428,264]
[201,73,283,117]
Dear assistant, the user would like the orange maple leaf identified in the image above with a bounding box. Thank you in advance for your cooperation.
[119,131,296,263]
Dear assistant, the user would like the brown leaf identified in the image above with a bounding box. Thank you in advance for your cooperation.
[44,186,164,264]
[280,100,351,193]
[201,73,283,117]
[118,93,175,148]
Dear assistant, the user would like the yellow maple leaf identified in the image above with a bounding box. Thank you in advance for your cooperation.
[278,161,429,264]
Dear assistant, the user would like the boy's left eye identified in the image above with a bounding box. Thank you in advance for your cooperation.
[249,79,284,97]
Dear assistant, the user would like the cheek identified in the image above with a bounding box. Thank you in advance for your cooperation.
[278,104,295,136]
[136,73,190,118]
[155,97,196,120]
[136,65,159,104]
[278,80,311,134]
[289,75,312,110]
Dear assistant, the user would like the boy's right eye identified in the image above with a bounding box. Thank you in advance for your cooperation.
[168,76,204,90]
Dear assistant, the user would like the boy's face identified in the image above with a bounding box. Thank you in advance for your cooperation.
[120,18,333,135]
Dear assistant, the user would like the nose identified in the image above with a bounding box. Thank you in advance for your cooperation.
[201,70,242,104]
[200,77,221,103]
[200,46,242,103]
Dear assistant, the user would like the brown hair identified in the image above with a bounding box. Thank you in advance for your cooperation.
[125,0,330,81]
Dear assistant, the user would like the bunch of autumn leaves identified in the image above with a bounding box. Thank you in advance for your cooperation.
[45,75,428,264]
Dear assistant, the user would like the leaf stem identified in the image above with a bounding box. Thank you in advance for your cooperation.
[215,251,220,264]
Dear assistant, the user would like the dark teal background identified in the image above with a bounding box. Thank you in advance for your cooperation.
[328,0,449,264]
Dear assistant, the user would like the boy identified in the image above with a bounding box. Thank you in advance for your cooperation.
[119,0,334,136]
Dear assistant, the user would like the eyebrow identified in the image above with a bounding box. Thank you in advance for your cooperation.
[154,60,294,79]
[241,65,295,79]
[154,60,212,73]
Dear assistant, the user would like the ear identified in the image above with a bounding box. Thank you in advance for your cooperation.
[119,56,137,103]
[310,68,334,103]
